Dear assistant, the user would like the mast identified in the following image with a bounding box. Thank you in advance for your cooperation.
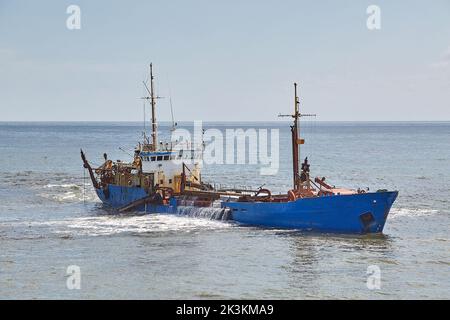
[279,83,314,190]
[150,63,157,150]
[292,83,300,189]
[280,83,302,189]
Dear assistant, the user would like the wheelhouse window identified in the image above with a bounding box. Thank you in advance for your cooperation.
[151,156,156,161]
[163,155,169,161]
[157,156,163,161]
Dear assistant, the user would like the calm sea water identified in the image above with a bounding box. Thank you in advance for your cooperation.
[0,121,449,299]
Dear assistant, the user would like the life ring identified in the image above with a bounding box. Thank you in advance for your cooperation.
[288,190,297,202]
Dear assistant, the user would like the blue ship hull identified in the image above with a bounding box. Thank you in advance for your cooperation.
[96,185,176,213]
[96,185,398,234]
[222,191,398,234]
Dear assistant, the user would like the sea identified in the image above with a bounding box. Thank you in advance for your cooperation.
[0,121,449,299]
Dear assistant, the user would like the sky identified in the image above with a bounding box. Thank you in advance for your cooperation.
[0,0,449,121]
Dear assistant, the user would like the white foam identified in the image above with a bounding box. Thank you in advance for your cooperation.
[176,205,232,220]
[71,214,231,236]
[38,189,98,203]
[8,214,232,237]
[37,182,99,203]
[390,207,439,219]
[44,183,80,189]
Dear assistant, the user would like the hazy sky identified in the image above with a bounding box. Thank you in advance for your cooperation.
[0,0,449,121]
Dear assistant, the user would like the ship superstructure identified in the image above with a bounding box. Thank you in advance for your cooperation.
[81,64,208,207]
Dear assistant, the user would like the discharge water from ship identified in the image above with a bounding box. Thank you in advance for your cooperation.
[176,200,232,221]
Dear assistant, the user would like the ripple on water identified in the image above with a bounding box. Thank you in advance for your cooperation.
[3,214,233,238]
[0,171,98,203]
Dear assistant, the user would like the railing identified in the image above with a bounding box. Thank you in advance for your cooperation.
[212,183,258,193]
[139,141,204,153]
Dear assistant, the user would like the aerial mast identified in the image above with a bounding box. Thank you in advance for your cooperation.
[150,63,157,151]
[279,83,314,190]
[292,83,301,189]
[279,83,302,189]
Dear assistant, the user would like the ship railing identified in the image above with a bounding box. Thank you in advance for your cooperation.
[213,184,258,194]
[140,141,204,153]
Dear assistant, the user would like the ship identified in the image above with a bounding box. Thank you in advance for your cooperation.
[81,64,398,234]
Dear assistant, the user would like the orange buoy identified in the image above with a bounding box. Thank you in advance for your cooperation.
[288,190,297,202]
